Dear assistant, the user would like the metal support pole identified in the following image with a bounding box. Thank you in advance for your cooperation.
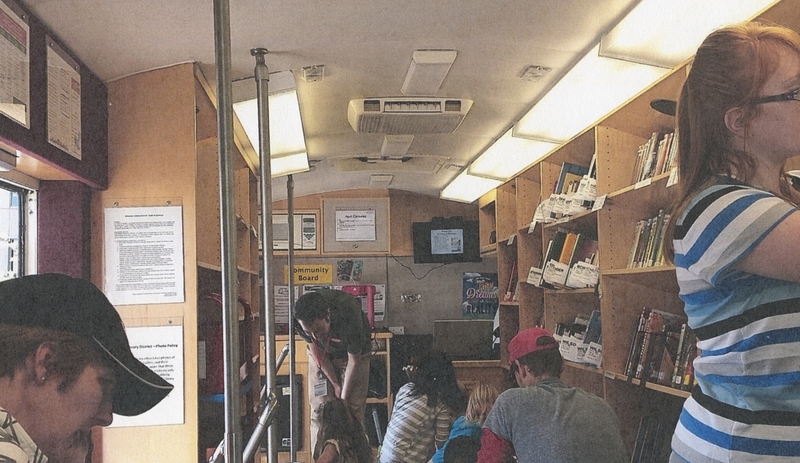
[210,344,290,463]
[212,0,241,461]
[286,174,299,461]
[251,47,280,463]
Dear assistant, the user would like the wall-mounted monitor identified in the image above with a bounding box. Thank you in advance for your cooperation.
[412,216,481,264]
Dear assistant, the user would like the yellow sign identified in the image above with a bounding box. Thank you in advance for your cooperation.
[284,264,333,284]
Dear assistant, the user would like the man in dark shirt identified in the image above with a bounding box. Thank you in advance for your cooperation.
[294,289,372,452]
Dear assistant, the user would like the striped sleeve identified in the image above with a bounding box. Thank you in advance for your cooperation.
[674,184,796,289]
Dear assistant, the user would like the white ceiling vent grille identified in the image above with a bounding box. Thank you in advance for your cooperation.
[334,155,448,173]
[347,98,473,134]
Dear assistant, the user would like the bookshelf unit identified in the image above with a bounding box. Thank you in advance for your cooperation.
[480,52,694,460]
[94,63,263,463]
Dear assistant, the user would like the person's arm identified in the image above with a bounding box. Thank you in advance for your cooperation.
[733,210,800,282]
[315,441,340,463]
[341,350,369,402]
[476,428,514,463]
[311,342,343,397]
[434,410,452,449]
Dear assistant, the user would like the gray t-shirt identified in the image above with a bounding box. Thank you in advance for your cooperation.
[482,378,627,463]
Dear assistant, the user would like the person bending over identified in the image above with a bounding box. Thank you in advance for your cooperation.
[294,289,372,454]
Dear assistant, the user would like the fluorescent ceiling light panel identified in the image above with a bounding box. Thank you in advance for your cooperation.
[401,50,458,96]
[440,170,502,204]
[514,44,668,143]
[600,0,780,68]
[469,129,558,181]
[232,72,310,177]
[270,152,310,177]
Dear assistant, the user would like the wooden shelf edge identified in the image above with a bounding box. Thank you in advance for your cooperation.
[604,370,691,399]
[602,265,675,276]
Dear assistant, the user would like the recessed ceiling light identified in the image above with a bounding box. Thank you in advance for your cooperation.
[519,65,551,82]
[301,64,324,82]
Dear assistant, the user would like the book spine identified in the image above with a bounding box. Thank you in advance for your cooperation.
[634,218,654,268]
[628,220,646,268]
[625,308,651,378]
[671,323,688,388]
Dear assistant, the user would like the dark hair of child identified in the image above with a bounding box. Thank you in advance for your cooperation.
[314,397,373,463]
[410,350,467,414]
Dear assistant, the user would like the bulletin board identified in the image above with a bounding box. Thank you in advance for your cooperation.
[322,198,390,253]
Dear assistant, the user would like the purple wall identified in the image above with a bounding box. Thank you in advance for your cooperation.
[37,180,90,279]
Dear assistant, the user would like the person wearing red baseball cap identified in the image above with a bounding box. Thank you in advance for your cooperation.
[476,327,626,463]
[0,274,174,463]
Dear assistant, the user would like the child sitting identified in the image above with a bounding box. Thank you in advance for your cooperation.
[314,397,374,463]
[430,383,499,463]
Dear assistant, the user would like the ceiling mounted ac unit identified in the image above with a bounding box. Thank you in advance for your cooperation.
[347,97,473,134]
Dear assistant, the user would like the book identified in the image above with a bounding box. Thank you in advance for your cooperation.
[627,220,646,268]
[583,309,602,345]
[571,235,598,266]
[503,260,518,302]
[587,152,598,179]
[625,307,652,378]
[554,161,590,195]
[633,217,654,268]
[635,309,665,380]
[558,232,580,265]
[631,415,668,462]
[646,209,666,267]
[671,323,690,388]
[540,228,569,289]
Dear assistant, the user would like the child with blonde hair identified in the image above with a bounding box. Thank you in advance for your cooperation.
[429,383,499,463]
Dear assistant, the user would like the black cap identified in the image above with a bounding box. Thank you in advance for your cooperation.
[0,274,174,416]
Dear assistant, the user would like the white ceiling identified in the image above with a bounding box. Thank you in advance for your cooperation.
[23,0,640,201]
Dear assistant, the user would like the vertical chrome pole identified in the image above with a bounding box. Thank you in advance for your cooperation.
[252,47,279,463]
[212,0,242,461]
[286,174,299,461]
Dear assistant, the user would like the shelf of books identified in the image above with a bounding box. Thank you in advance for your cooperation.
[478,58,693,460]
[480,4,800,459]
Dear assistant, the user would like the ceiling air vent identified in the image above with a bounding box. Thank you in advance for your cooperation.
[347,97,473,134]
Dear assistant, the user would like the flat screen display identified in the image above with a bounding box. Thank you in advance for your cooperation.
[412,217,481,264]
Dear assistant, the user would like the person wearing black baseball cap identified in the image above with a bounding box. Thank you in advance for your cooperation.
[0,273,174,463]
[476,327,626,463]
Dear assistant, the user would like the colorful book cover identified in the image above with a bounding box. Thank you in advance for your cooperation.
[462,272,499,319]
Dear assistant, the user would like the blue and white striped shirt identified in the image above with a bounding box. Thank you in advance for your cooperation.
[671,176,800,462]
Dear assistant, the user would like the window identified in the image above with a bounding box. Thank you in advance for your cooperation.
[0,180,35,282]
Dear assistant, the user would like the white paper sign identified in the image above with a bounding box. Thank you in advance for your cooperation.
[109,324,185,427]
[335,210,376,241]
[0,0,30,128]
[104,206,185,305]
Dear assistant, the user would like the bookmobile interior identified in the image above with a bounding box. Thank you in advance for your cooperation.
[2,0,800,462]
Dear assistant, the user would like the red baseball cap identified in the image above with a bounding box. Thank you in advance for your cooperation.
[508,327,559,363]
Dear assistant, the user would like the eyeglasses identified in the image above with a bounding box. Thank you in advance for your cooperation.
[751,88,800,105]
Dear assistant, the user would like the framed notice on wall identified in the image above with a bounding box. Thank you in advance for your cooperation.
[323,198,389,253]
[103,204,185,305]
[46,36,82,159]
[0,0,30,128]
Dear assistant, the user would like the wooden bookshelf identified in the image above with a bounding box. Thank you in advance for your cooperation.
[481,49,691,460]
